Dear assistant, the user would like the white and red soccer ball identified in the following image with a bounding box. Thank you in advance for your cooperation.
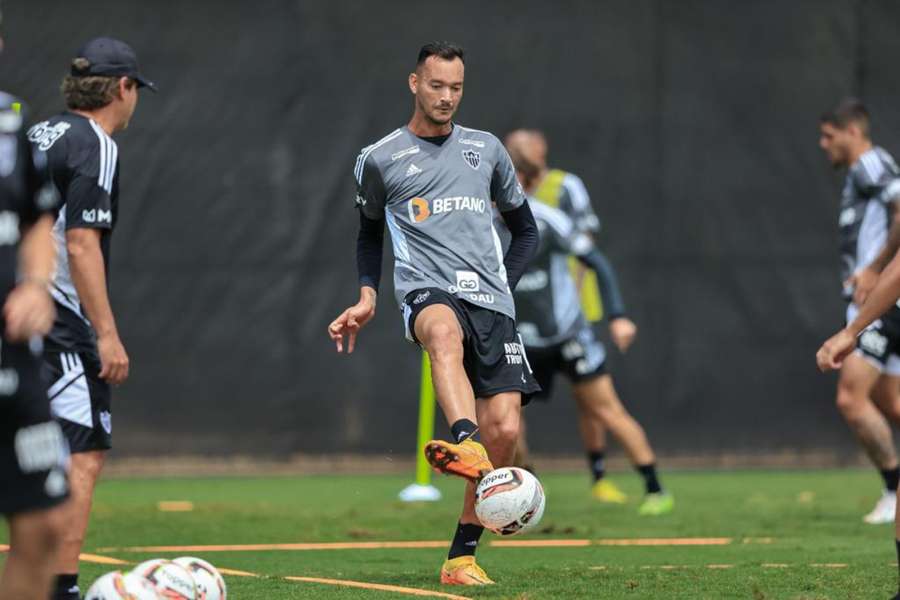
[474,466,546,536]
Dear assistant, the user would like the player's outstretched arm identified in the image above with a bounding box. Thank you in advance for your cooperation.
[329,211,384,353]
[67,227,129,384]
[817,247,900,372]
[328,287,377,354]
[4,215,55,341]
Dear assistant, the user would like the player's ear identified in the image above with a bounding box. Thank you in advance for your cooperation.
[408,72,418,95]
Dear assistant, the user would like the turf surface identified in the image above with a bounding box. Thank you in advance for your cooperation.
[2,469,897,598]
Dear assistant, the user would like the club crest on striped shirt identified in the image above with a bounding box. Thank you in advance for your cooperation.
[462,149,480,170]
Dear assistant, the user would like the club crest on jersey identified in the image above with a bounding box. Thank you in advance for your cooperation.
[462,149,480,170]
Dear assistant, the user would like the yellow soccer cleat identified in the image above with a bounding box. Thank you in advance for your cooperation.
[425,439,493,483]
[591,479,628,504]
[440,555,495,586]
[638,492,675,516]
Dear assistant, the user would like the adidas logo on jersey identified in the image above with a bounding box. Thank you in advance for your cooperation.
[406,163,422,177]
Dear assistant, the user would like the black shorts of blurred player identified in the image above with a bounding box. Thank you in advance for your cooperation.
[1,341,69,599]
[43,350,112,453]
[404,288,540,401]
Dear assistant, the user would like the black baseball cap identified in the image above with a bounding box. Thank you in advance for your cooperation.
[71,37,157,92]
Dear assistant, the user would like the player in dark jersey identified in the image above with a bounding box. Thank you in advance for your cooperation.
[504,138,673,516]
[0,84,69,600]
[817,99,900,525]
[329,42,539,586]
[27,37,155,600]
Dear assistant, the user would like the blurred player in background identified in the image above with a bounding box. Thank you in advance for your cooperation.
[505,130,636,504]
[504,134,673,515]
[329,42,539,586]
[818,99,900,525]
[27,37,155,599]
[0,15,69,597]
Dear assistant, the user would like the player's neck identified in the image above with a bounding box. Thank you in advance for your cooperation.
[71,108,117,136]
[407,111,453,138]
[848,139,874,166]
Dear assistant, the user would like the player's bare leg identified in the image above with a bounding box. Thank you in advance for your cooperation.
[0,508,64,600]
[574,375,654,465]
[837,354,899,523]
[53,450,106,589]
[574,385,625,503]
[873,374,900,425]
[513,413,534,471]
[573,375,671,514]
[415,304,476,424]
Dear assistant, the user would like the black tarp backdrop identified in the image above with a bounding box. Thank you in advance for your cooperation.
[2,0,899,459]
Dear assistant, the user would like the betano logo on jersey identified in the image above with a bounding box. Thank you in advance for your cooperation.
[407,196,487,223]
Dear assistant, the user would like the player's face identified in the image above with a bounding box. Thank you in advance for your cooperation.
[411,56,464,125]
[819,122,852,167]
[116,78,139,131]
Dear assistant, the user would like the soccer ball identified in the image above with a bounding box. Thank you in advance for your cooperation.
[475,467,546,536]
[173,557,227,600]
[132,559,197,600]
[84,571,161,599]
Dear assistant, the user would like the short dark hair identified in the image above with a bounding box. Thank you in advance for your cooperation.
[416,42,465,68]
[821,98,870,136]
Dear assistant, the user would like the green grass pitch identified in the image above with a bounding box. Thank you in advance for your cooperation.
[1,469,896,598]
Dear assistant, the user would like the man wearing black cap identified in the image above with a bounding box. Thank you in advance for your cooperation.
[26,36,154,600]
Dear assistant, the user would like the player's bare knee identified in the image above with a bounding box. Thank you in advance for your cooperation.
[11,513,62,559]
[423,322,463,361]
[835,383,868,418]
[482,418,519,449]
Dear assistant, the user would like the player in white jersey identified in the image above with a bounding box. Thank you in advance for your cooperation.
[819,99,900,525]
[329,43,539,586]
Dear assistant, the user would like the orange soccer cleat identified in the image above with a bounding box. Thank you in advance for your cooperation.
[439,555,495,585]
[424,438,493,482]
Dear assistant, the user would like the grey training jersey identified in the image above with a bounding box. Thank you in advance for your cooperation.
[839,146,900,285]
[511,199,595,348]
[354,124,526,320]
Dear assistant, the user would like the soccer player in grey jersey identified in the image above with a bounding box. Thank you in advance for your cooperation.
[329,42,539,586]
[819,99,900,525]
[503,142,672,515]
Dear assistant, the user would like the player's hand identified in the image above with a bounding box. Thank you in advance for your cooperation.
[3,280,55,342]
[816,328,856,372]
[97,332,129,385]
[848,267,879,305]
[328,289,376,354]
[609,317,637,353]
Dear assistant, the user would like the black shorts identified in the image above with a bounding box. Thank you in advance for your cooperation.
[0,340,69,515]
[855,313,900,376]
[404,288,541,401]
[526,326,607,400]
[43,350,112,453]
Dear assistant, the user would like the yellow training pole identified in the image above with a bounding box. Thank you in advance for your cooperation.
[398,351,442,501]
